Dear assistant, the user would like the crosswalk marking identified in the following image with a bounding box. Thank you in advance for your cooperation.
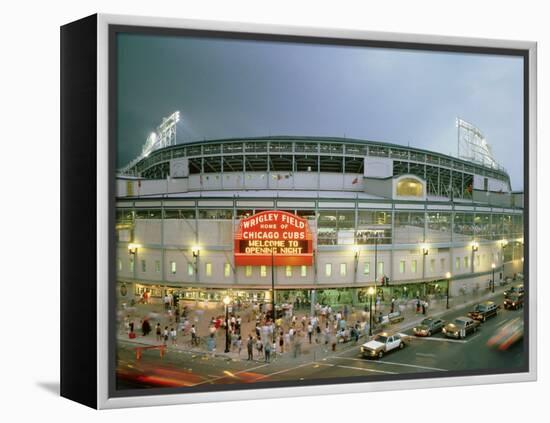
[330,356,448,372]
[412,336,467,344]
[335,364,396,375]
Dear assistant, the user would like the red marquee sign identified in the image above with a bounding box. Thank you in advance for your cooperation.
[234,210,313,266]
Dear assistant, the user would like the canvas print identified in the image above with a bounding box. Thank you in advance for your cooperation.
[113,31,526,393]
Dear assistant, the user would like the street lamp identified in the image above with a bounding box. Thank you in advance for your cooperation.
[128,243,140,255]
[421,244,429,283]
[491,263,496,293]
[191,245,200,258]
[128,243,140,283]
[271,249,276,345]
[191,245,200,281]
[367,286,375,336]
[353,244,360,284]
[223,295,231,353]
[445,272,451,309]
[500,239,508,281]
[367,230,384,315]
[471,241,479,273]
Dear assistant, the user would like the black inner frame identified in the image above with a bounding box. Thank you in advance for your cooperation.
[108,23,530,399]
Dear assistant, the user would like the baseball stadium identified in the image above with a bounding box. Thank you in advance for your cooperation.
[115,113,524,310]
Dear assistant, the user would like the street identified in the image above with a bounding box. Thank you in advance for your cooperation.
[116,290,525,389]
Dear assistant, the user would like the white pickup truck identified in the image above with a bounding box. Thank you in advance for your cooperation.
[360,332,408,359]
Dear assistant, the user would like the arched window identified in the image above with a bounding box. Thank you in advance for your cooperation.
[396,178,423,197]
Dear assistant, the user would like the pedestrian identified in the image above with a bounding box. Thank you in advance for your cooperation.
[231,331,238,351]
[129,318,134,334]
[279,331,284,353]
[307,322,313,344]
[391,297,395,314]
[256,336,263,359]
[142,318,151,336]
[315,324,321,343]
[264,342,271,363]
[191,324,198,346]
[170,327,177,345]
[422,301,427,315]
[207,333,216,357]
[293,334,302,358]
[237,335,242,357]
[156,323,162,342]
[163,326,169,345]
[247,335,254,360]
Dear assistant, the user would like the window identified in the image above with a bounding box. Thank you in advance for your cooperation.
[464,256,469,268]
[141,260,146,273]
[285,266,292,277]
[363,262,370,276]
[129,256,134,272]
[301,265,307,277]
[224,263,231,277]
[155,260,161,273]
[429,259,435,273]
[412,260,417,273]
[399,260,406,274]
[377,262,384,277]
[396,178,423,197]
[455,257,460,270]
[325,263,332,277]
[205,262,212,277]
[117,259,122,272]
[245,265,252,277]
[340,263,347,276]
[440,258,446,270]
[187,263,194,276]
[170,261,176,274]
[260,265,267,277]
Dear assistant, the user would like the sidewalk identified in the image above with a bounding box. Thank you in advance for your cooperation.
[116,284,510,365]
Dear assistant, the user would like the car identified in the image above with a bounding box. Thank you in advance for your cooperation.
[503,293,524,310]
[360,332,408,359]
[468,301,499,322]
[413,317,445,337]
[487,317,524,351]
[504,284,524,298]
[442,317,480,339]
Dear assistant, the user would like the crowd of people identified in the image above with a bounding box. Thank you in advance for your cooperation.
[119,292,436,361]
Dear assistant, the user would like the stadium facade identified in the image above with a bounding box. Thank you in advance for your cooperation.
[115,132,524,307]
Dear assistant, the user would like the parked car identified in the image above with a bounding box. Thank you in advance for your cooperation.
[360,332,408,359]
[504,284,524,298]
[468,301,499,322]
[442,317,480,339]
[503,293,524,310]
[413,317,445,337]
[388,310,405,324]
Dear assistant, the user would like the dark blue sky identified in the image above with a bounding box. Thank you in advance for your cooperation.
[117,33,524,189]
